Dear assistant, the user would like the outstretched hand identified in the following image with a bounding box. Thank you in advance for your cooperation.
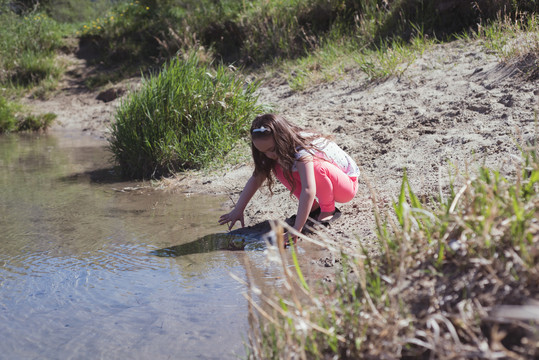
[282,231,298,248]
[219,209,245,230]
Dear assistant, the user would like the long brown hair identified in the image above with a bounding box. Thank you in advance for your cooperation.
[250,114,322,195]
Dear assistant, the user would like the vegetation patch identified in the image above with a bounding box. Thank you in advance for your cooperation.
[0,96,56,133]
[3,0,537,95]
[77,1,168,65]
[0,10,65,90]
[109,55,263,179]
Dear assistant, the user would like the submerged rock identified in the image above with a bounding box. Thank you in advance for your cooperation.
[151,232,264,257]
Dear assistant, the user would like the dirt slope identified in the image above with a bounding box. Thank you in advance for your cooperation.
[20,53,138,138]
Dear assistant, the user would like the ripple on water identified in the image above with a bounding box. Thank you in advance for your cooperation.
[0,133,270,359]
[1,242,163,279]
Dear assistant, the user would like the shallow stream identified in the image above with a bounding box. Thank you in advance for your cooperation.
[0,132,272,359]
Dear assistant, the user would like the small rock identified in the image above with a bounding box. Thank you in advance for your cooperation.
[333,125,345,133]
[498,94,514,107]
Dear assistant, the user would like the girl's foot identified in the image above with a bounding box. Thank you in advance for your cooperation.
[318,211,335,222]
[317,208,342,225]
[287,204,321,224]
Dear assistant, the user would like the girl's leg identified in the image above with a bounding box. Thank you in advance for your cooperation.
[274,164,319,210]
[312,158,358,214]
[273,163,302,198]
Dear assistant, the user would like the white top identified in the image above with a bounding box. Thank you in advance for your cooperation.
[293,137,360,177]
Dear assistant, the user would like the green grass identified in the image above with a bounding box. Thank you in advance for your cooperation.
[248,139,539,358]
[109,54,263,179]
[477,13,539,61]
[0,8,64,132]
[278,23,435,91]
[285,10,539,91]
[0,11,66,89]
[0,96,19,132]
[281,35,360,91]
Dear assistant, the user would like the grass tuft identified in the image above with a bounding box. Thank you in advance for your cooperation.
[109,54,263,179]
[0,10,65,89]
[0,96,56,133]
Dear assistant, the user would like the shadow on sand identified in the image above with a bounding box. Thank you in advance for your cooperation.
[150,221,275,257]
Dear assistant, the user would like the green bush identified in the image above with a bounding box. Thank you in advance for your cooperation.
[0,96,56,133]
[234,0,341,65]
[109,55,263,179]
[75,0,362,68]
[43,0,115,23]
[17,112,56,131]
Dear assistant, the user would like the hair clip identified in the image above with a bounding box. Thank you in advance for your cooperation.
[252,126,270,133]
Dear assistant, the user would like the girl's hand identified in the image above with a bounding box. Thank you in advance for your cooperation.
[219,209,245,230]
[218,174,263,231]
[282,231,298,248]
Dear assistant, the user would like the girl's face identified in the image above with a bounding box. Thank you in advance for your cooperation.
[252,136,278,160]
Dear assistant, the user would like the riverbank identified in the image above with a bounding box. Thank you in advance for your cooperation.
[170,39,538,273]
[22,38,538,281]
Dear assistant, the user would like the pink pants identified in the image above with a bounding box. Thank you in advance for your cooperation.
[273,158,358,213]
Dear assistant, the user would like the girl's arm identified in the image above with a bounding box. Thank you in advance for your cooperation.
[219,173,265,230]
[292,156,317,235]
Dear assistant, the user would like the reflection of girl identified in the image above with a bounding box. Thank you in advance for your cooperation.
[219,114,360,244]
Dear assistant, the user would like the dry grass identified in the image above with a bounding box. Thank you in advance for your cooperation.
[243,136,539,359]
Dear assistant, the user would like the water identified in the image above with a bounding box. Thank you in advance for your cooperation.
[0,132,272,359]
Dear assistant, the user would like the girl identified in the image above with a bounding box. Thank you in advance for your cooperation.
[219,114,360,243]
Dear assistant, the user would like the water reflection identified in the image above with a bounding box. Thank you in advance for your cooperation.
[0,132,275,360]
[152,220,273,256]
